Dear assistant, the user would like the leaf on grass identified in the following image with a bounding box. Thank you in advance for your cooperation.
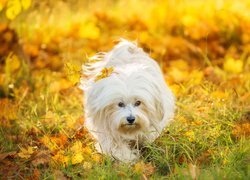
[5,54,21,73]
[31,168,40,180]
[0,151,16,161]
[31,150,51,167]
[40,135,58,151]
[0,98,18,121]
[184,130,195,142]
[232,122,250,138]
[52,151,69,167]
[71,152,84,165]
[20,0,31,10]
[64,62,81,85]
[18,146,34,159]
[168,68,189,83]
[223,57,243,74]
[211,90,228,100]
[78,22,100,39]
[95,67,114,82]
[6,0,22,20]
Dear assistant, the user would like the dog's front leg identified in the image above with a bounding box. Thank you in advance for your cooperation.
[111,144,139,163]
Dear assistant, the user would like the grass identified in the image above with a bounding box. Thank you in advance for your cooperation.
[0,0,250,179]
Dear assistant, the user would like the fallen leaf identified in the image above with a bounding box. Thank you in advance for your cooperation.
[18,146,34,159]
[0,151,16,161]
[31,150,51,167]
[71,152,84,165]
[95,67,114,82]
[223,57,243,74]
[64,62,81,85]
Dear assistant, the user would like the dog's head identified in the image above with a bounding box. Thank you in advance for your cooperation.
[85,65,165,138]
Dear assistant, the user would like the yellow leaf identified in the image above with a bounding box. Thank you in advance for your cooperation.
[18,146,34,159]
[223,57,243,73]
[92,154,102,163]
[182,14,198,27]
[52,150,69,167]
[169,59,189,71]
[134,161,145,174]
[6,0,22,20]
[211,91,228,100]
[82,146,92,155]
[184,131,195,142]
[49,78,72,93]
[40,135,58,151]
[64,62,81,85]
[168,68,188,83]
[79,22,100,39]
[191,70,204,83]
[5,54,21,73]
[95,67,114,82]
[71,153,84,165]
[70,141,82,153]
[21,0,31,10]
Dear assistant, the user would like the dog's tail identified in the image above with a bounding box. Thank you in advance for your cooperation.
[79,39,146,90]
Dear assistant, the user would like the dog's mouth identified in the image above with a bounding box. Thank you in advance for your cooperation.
[118,123,141,134]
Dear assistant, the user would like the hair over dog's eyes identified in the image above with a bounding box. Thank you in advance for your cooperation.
[134,100,141,107]
[118,102,125,108]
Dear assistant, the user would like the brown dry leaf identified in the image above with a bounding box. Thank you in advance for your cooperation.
[31,150,51,167]
[95,67,114,82]
[31,168,40,180]
[0,151,16,161]
[232,122,250,138]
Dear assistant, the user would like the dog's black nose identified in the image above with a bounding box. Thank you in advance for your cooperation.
[127,116,135,124]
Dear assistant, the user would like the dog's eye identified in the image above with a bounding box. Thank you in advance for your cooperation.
[118,102,125,108]
[134,101,141,106]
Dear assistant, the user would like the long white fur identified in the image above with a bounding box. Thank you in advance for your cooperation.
[80,39,175,162]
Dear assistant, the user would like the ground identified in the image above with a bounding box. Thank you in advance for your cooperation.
[0,0,249,179]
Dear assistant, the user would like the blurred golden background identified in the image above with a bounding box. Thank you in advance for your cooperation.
[0,0,249,179]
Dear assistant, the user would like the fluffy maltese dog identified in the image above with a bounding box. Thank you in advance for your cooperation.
[80,39,175,162]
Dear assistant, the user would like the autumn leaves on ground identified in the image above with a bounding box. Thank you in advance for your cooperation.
[0,0,250,179]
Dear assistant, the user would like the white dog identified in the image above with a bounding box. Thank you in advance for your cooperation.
[80,39,175,162]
